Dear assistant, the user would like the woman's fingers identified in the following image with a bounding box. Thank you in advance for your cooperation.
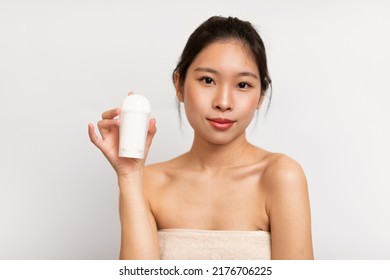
[89,106,120,146]
[88,123,103,148]
[97,118,120,130]
[147,118,157,138]
[89,118,119,149]
[101,108,120,120]
[88,123,117,164]
[96,118,118,137]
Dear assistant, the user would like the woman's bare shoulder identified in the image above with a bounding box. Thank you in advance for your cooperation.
[143,155,190,207]
[260,152,313,259]
[144,154,188,187]
[260,152,309,210]
[145,154,188,171]
[249,147,303,173]
[259,151,306,183]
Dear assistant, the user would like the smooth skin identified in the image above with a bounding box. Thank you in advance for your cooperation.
[89,40,314,259]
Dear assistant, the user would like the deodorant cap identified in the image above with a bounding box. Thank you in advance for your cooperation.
[121,94,151,113]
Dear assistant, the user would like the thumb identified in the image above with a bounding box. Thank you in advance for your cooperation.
[144,118,157,158]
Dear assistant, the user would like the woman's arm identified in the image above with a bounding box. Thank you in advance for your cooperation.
[264,154,314,259]
[118,174,160,259]
[88,105,160,259]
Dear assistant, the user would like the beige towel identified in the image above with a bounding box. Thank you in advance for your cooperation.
[158,229,271,260]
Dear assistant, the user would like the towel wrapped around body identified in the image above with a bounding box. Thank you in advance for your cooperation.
[158,229,271,260]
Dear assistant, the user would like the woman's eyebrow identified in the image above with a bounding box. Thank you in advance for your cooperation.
[194,67,258,79]
[238,71,258,80]
[194,67,218,74]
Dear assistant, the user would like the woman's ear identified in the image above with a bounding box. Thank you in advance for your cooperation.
[256,93,265,109]
[174,72,184,102]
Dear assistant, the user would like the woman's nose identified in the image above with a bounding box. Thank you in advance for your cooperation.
[212,86,233,112]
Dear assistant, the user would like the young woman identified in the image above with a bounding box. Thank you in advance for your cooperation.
[88,16,314,260]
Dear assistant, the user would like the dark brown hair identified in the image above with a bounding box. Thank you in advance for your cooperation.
[173,16,272,109]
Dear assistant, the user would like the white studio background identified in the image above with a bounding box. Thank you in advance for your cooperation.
[0,0,389,259]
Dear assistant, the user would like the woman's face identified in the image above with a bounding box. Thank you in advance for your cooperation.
[177,40,263,145]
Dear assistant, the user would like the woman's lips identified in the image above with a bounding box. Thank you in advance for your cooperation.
[206,118,235,130]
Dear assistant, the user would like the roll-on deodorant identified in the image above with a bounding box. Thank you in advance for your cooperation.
[119,94,151,158]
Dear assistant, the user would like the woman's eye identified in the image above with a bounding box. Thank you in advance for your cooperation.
[201,77,214,84]
[238,82,250,89]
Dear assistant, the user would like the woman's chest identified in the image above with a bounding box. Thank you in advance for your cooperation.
[150,170,269,231]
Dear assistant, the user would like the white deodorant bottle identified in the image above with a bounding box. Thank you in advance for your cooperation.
[119,94,151,159]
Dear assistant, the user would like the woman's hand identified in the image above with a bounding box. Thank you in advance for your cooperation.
[88,107,157,177]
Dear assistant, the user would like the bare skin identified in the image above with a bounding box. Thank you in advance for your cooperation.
[144,136,313,259]
[89,40,314,259]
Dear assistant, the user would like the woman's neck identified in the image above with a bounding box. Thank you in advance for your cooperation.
[186,133,254,171]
